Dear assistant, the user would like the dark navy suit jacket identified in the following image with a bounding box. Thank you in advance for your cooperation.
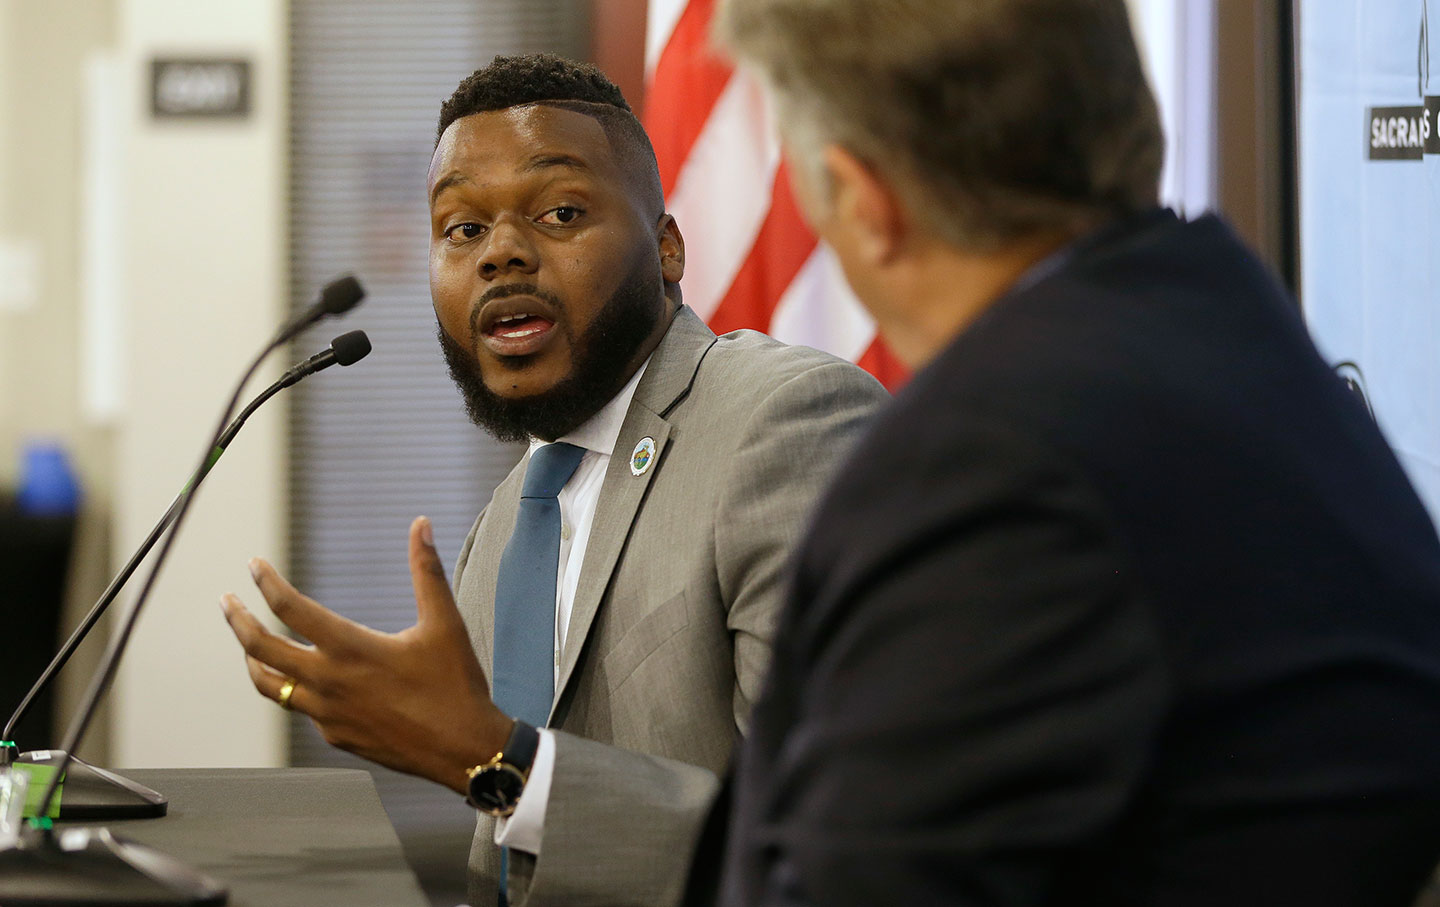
[705,210,1440,906]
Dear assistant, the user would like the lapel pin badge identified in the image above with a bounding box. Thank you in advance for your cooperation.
[630,437,657,476]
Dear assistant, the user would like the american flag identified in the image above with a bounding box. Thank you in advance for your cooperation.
[642,0,909,389]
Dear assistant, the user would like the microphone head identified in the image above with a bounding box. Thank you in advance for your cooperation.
[330,330,372,366]
[320,275,365,315]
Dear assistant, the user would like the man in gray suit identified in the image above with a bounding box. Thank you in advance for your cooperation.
[220,54,885,906]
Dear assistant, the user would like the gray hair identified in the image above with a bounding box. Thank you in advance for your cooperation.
[716,0,1164,249]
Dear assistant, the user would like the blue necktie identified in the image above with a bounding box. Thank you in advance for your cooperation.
[492,441,586,728]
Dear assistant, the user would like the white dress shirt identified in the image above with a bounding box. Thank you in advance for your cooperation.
[493,358,650,855]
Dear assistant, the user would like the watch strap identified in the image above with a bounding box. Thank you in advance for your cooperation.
[501,720,540,775]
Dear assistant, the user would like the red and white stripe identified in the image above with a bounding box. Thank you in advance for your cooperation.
[643,0,908,389]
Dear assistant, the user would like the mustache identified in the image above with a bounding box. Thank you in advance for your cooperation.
[468,283,566,338]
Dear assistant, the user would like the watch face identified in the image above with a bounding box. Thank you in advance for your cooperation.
[468,764,527,815]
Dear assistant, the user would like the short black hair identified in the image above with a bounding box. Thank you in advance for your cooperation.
[438,54,664,217]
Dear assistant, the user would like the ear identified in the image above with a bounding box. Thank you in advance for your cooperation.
[657,214,685,284]
[822,145,908,267]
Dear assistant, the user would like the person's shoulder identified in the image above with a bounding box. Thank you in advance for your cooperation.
[669,329,887,443]
[702,328,884,394]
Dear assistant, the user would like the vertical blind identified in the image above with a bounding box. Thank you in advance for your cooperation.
[287,0,588,898]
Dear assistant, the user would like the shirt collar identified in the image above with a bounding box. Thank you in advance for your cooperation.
[527,356,652,458]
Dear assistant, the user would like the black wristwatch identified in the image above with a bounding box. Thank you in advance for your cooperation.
[465,720,540,817]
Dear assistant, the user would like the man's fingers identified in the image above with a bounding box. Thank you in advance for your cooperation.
[248,557,356,647]
[220,593,315,679]
[243,655,306,711]
[408,516,461,628]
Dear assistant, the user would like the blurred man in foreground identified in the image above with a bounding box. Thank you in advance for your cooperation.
[221,54,884,906]
[703,1,1440,904]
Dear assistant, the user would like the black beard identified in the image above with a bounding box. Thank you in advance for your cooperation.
[439,263,663,443]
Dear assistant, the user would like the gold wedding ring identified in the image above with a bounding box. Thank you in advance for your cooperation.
[277,678,298,711]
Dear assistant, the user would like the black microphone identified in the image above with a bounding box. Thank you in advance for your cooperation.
[273,274,365,346]
[0,329,371,825]
[221,331,371,449]
[278,329,372,389]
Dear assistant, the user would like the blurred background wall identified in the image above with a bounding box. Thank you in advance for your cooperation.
[0,0,120,763]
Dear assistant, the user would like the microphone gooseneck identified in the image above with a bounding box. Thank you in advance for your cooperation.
[276,329,372,391]
[1,325,371,754]
[274,273,365,346]
[19,280,365,824]
[229,330,372,449]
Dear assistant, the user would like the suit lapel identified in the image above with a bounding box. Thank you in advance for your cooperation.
[550,307,716,718]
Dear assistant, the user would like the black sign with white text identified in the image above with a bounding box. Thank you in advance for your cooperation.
[1368,105,1427,160]
[151,58,251,119]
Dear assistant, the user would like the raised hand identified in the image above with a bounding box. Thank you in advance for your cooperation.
[219,515,513,793]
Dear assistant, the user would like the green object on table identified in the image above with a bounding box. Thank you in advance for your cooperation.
[12,762,63,818]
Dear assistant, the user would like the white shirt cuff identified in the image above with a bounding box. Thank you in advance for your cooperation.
[492,727,555,855]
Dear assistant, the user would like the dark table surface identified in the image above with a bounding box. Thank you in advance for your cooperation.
[84,767,432,906]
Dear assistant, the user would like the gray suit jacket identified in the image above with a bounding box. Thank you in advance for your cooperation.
[454,306,887,906]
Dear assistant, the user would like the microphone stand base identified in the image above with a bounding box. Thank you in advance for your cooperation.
[0,824,226,905]
[17,751,167,820]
